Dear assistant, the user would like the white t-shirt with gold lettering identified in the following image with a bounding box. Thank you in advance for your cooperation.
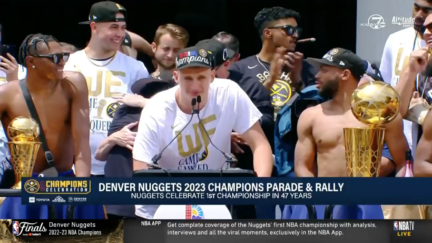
[64,50,149,175]
[133,78,262,219]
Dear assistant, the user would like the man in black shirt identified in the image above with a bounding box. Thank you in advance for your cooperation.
[103,78,175,219]
[228,7,317,116]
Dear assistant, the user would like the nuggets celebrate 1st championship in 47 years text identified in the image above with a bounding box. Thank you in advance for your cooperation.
[98,182,345,200]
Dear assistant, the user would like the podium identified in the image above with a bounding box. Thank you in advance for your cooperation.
[153,205,232,219]
[133,168,255,219]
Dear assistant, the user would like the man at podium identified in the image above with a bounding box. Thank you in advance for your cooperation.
[132,43,274,219]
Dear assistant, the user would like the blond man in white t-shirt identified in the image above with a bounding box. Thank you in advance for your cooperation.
[132,45,274,219]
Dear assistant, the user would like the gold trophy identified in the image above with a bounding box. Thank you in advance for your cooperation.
[6,116,41,189]
[344,81,400,177]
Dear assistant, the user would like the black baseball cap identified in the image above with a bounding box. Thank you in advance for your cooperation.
[79,1,127,25]
[122,32,132,47]
[131,78,176,98]
[176,46,213,70]
[195,39,235,68]
[307,48,366,80]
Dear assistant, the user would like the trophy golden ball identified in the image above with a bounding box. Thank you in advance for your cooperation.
[350,81,400,126]
[7,116,40,142]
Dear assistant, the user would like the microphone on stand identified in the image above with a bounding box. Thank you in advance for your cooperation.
[370,64,385,82]
[195,96,238,168]
[149,98,199,174]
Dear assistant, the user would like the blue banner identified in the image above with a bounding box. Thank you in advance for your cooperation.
[19,178,431,205]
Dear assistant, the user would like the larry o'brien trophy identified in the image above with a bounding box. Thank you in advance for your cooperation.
[345,81,400,177]
[6,116,41,189]
[342,81,401,219]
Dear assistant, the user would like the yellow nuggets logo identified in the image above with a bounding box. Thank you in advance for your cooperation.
[271,80,292,107]
[106,102,120,119]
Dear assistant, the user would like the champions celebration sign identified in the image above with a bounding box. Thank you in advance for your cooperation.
[356,0,413,63]
[19,178,432,205]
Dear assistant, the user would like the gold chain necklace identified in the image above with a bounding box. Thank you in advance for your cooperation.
[85,50,117,67]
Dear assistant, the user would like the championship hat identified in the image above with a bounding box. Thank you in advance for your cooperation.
[307,48,366,80]
[79,1,127,25]
[176,46,213,70]
[195,39,235,68]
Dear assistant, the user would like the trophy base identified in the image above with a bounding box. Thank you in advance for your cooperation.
[7,141,41,190]
[344,127,385,177]
[11,181,22,190]
[382,205,428,219]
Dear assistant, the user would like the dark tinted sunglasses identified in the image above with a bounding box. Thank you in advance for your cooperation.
[32,52,70,64]
[268,25,302,36]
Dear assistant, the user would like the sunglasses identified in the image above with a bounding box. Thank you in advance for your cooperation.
[32,52,70,64]
[268,25,302,36]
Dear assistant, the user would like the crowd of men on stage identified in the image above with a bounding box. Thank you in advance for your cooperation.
[1,0,432,220]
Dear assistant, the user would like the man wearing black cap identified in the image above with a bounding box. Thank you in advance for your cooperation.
[132,45,273,219]
[65,1,150,177]
[294,48,407,178]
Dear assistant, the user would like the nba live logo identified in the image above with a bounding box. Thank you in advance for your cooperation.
[12,221,19,235]
[394,221,398,231]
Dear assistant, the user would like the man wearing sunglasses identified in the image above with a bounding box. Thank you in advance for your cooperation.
[228,7,317,120]
[65,1,150,178]
[0,33,106,219]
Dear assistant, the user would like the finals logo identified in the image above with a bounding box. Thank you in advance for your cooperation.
[24,179,90,195]
[394,221,414,237]
[12,221,47,236]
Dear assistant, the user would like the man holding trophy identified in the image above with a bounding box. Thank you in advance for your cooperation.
[285,48,409,219]
[0,33,106,219]
[294,48,408,178]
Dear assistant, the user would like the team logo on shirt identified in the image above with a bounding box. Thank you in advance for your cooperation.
[271,80,292,107]
[106,102,120,118]
[255,71,293,106]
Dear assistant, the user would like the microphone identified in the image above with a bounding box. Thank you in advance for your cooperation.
[297,38,316,43]
[151,98,198,164]
[370,63,385,82]
[195,95,238,167]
